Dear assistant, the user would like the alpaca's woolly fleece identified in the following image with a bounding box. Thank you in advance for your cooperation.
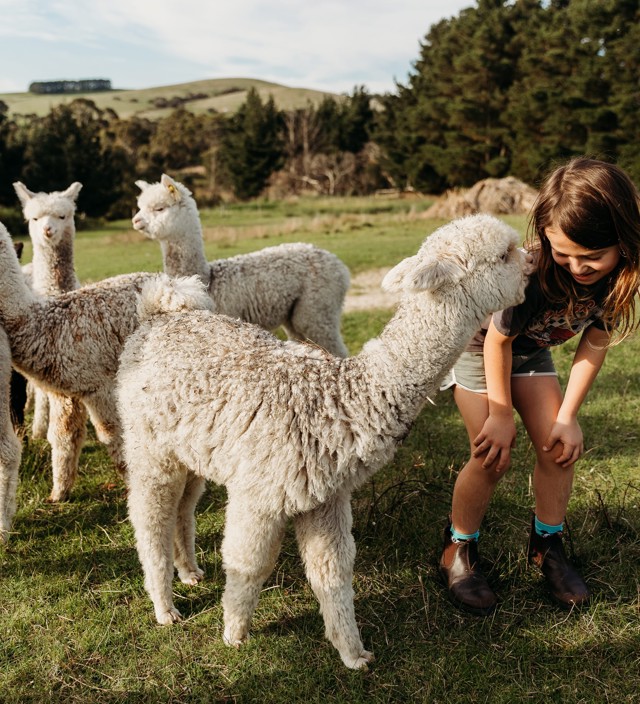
[133,174,350,357]
[14,181,84,448]
[0,221,211,504]
[117,213,531,669]
[14,181,82,295]
[0,326,21,543]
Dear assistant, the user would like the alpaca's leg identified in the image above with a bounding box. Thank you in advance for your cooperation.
[287,296,348,358]
[294,490,373,669]
[174,473,206,585]
[46,393,88,502]
[128,464,187,624]
[221,495,286,647]
[84,391,126,476]
[31,386,50,439]
[0,422,21,543]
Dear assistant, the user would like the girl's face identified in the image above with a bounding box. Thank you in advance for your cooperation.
[545,225,621,286]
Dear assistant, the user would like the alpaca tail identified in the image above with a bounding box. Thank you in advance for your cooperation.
[137,274,213,321]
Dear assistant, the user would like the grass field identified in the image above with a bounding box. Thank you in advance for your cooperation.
[0,77,339,121]
[2,198,639,703]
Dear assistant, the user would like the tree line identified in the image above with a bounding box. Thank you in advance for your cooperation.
[1,0,639,220]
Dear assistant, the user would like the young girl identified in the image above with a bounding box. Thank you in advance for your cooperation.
[440,157,640,614]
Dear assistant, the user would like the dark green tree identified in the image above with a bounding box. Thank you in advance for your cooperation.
[20,99,130,217]
[216,88,284,199]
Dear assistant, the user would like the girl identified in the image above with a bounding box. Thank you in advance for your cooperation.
[440,157,640,614]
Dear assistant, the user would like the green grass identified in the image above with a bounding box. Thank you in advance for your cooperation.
[2,201,639,703]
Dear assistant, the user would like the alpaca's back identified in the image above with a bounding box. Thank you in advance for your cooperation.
[9,273,153,395]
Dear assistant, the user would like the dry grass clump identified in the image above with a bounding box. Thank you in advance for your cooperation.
[423,176,538,219]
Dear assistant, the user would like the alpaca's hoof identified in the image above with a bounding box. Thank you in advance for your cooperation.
[179,567,204,586]
[46,490,68,503]
[156,607,182,625]
[223,626,248,648]
[344,650,375,670]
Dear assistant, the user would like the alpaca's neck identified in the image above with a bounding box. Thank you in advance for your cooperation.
[352,291,485,436]
[0,235,37,322]
[31,238,78,294]
[160,215,210,284]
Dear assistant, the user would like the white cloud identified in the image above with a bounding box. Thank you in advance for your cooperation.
[0,0,473,93]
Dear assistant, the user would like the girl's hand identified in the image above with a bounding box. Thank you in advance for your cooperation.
[473,415,516,472]
[543,418,584,467]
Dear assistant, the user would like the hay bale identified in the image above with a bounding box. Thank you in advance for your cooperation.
[423,176,538,219]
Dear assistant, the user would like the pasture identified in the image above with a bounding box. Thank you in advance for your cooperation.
[2,196,639,703]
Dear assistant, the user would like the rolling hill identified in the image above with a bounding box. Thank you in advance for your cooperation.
[0,77,341,120]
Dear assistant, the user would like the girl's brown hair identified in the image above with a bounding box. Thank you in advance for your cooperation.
[526,157,640,342]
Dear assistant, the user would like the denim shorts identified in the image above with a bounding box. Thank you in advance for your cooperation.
[440,347,556,394]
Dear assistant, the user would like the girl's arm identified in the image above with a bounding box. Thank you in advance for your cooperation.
[473,319,518,471]
[545,324,611,467]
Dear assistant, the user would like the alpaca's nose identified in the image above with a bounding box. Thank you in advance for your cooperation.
[43,226,53,238]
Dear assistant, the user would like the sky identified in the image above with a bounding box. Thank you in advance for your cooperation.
[0,0,472,95]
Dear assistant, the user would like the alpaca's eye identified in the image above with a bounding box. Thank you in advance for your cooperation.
[59,215,66,220]
[33,217,38,221]
[154,207,165,213]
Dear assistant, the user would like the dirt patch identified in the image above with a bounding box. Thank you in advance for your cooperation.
[422,176,538,219]
[344,268,399,312]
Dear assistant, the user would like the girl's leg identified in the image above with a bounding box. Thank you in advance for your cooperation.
[441,386,508,615]
[450,386,510,534]
[511,375,573,523]
[511,375,589,607]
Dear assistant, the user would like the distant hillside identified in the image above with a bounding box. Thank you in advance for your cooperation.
[0,77,341,120]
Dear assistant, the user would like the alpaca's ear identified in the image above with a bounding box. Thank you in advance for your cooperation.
[383,254,466,293]
[381,255,419,292]
[13,181,35,206]
[161,174,182,202]
[408,257,466,291]
[63,182,82,201]
[135,180,150,192]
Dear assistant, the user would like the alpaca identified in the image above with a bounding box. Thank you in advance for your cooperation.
[117,214,532,669]
[0,325,22,543]
[133,174,350,357]
[0,221,210,505]
[14,181,83,440]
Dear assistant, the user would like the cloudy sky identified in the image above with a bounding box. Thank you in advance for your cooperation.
[0,0,472,95]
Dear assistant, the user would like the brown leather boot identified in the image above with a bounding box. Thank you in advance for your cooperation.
[528,517,589,608]
[439,522,497,616]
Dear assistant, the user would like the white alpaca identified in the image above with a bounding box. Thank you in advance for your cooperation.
[14,181,83,440]
[0,325,22,543]
[0,221,212,506]
[117,214,531,669]
[133,174,350,357]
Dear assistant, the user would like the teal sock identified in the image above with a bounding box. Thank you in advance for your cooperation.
[450,525,480,542]
[534,515,563,537]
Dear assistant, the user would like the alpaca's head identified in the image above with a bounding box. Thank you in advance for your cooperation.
[13,182,82,248]
[382,214,532,319]
[133,174,199,242]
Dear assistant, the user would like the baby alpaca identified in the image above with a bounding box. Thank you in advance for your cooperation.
[117,214,531,669]
[0,221,211,505]
[133,174,350,356]
[14,181,83,439]
[0,325,22,543]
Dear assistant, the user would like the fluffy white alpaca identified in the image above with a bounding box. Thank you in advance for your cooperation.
[0,221,212,505]
[0,325,22,543]
[133,174,350,357]
[14,181,83,440]
[117,214,531,669]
